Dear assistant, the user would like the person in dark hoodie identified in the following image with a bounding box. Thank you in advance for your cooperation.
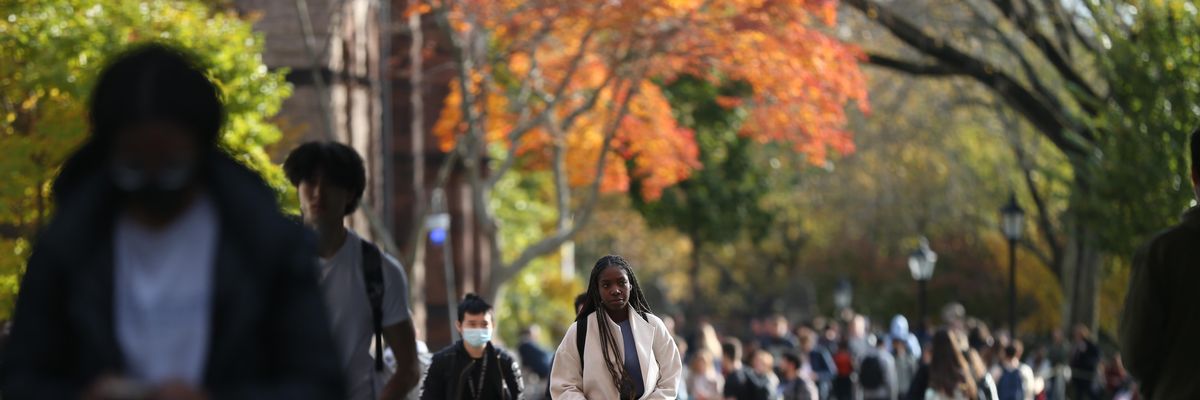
[0,43,344,399]
[421,294,523,400]
[1120,126,1200,400]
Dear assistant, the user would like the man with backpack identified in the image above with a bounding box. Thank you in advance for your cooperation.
[285,141,421,400]
[993,341,1039,400]
[859,335,897,400]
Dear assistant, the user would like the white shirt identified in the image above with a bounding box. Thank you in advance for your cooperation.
[114,194,219,387]
[319,229,412,400]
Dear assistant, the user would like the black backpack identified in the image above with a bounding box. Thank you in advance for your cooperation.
[361,240,386,371]
[858,354,886,389]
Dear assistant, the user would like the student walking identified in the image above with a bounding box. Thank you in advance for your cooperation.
[549,255,683,399]
[285,141,421,400]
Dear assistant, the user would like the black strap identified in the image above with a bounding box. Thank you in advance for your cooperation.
[361,240,386,371]
[576,312,589,374]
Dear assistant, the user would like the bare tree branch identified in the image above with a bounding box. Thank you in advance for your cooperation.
[964,0,1090,134]
[488,76,641,295]
[867,53,965,76]
[981,0,1100,102]
[845,0,1090,158]
[485,26,600,190]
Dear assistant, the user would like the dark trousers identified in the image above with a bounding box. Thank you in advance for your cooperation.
[833,376,854,400]
[1069,378,1099,400]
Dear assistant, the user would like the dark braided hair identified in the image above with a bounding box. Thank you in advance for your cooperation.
[576,255,653,399]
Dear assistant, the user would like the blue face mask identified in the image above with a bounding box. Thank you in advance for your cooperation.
[463,328,492,347]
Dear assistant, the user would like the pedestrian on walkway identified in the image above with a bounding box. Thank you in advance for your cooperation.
[285,141,421,400]
[798,326,837,399]
[0,44,344,399]
[687,349,723,400]
[891,337,918,397]
[859,335,898,400]
[724,339,769,400]
[519,325,553,381]
[421,294,524,400]
[992,341,1038,400]
[924,329,977,400]
[549,255,682,399]
[831,339,855,400]
[887,315,923,361]
[778,352,818,400]
[1068,325,1101,400]
[1120,127,1200,400]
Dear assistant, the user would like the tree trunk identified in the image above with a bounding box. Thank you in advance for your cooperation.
[688,232,705,318]
[1059,219,1101,332]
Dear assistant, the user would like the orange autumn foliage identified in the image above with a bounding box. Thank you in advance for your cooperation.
[431,0,869,200]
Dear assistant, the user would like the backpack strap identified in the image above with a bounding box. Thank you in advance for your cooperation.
[361,240,386,371]
[576,312,589,374]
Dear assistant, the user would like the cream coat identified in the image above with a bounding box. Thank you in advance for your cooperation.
[549,307,682,399]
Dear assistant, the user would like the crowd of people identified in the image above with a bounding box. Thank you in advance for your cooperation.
[508,304,1136,400]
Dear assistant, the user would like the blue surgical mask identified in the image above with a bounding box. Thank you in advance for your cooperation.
[463,328,492,347]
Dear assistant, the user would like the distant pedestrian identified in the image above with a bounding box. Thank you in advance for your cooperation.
[687,349,723,400]
[723,340,773,400]
[992,341,1038,400]
[859,335,898,400]
[752,350,781,399]
[420,294,523,400]
[518,325,552,379]
[778,352,818,400]
[1120,127,1200,399]
[887,315,923,361]
[798,326,837,399]
[760,315,800,360]
[549,255,682,399]
[832,339,855,400]
[892,337,919,397]
[1068,325,1101,400]
[0,44,344,399]
[924,329,977,400]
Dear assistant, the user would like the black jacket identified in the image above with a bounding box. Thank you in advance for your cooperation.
[0,152,345,399]
[1121,208,1200,400]
[421,341,523,400]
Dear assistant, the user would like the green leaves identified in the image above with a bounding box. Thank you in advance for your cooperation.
[1085,0,1200,257]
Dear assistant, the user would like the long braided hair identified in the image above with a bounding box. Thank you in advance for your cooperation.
[576,255,653,400]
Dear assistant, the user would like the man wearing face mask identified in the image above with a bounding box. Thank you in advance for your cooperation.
[421,294,523,400]
[1,44,344,399]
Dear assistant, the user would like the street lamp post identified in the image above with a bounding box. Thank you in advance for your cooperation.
[908,237,937,339]
[1001,193,1025,336]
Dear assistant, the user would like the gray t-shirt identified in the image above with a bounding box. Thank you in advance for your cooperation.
[320,230,412,400]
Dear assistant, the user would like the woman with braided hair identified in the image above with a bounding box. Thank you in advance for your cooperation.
[549,255,683,399]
